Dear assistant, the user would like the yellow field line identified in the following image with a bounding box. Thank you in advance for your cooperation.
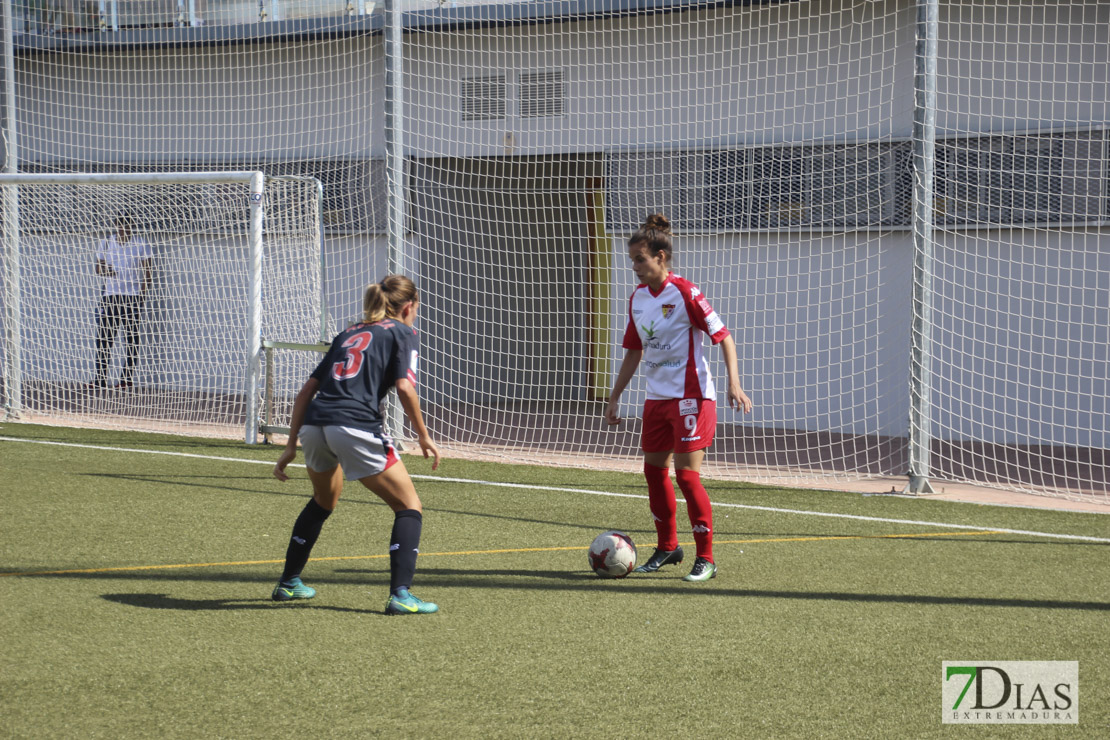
[0,530,1004,579]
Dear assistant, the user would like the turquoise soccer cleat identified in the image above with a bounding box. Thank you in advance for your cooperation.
[271,577,316,602]
[385,588,439,615]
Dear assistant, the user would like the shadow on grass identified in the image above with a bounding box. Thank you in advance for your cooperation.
[101,592,381,614]
[80,567,1110,613]
[375,566,1110,611]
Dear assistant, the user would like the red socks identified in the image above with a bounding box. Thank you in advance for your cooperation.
[675,468,714,563]
[644,463,715,562]
[643,462,679,551]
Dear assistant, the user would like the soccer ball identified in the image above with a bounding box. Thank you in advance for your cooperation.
[588,530,637,578]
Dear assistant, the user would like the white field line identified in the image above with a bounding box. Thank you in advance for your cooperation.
[3,435,1109,544]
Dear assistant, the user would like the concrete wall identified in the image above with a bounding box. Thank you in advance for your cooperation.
[7,0,1110,447]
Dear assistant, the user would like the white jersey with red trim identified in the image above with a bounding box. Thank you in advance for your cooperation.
[622,273,730,400]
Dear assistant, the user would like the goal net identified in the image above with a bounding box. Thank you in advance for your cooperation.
[6,0,1109,502]
[401,1,1110,503]
[1,173,323,440]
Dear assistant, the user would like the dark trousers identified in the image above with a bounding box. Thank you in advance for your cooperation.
[94,294,144,384]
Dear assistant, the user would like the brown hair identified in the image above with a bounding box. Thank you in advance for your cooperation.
[629,213,673,263]
[363,274,419,323]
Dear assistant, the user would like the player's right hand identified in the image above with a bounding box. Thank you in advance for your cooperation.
[419,434,441,471]
[604,401,622,425]
[273,446,296,481]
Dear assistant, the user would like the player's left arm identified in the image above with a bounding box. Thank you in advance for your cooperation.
[395,377,440,471]
[684,280,752,414]
[718,334,752,414]
[393,330,440,470]
[273,376,320,481]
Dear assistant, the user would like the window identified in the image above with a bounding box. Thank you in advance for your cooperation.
[938,131,1107,226]
[606,131,1106,232]
[604,151,696,233]
[461,75,507,122]
[520,70,565,119]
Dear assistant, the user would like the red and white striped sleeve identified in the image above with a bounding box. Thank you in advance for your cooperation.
[678,277,730,344]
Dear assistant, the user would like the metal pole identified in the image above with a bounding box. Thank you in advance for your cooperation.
[315,177,327,342]
[1,0,21,420]
[906,0,938,495]
[384,0,405,279]
[0,0,12,172]
[5,171,272,185]
[244,171,265,444]
[383,0,405,442]
[263,344,274,443]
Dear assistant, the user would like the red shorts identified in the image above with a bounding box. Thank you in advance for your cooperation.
[641,398,717,454]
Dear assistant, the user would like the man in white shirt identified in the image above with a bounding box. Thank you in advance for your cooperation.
[88,214,152,389]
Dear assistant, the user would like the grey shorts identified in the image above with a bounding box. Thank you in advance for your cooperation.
[299,424,400,480]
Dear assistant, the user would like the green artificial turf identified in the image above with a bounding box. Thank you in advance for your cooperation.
[1,422,1107,738]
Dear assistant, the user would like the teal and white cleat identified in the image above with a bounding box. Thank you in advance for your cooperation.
[385,588,439,615]
[271,577,316,602]
[682,557,717,582]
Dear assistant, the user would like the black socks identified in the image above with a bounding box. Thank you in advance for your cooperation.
[389,509,423,595]
[280,498,332,583]
[280,501,423,596]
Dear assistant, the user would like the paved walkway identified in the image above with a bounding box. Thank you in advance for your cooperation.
[844,476,1110,515]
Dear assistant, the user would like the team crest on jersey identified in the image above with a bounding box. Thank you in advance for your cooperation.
[678,398,699,415]
[661,304,676,319]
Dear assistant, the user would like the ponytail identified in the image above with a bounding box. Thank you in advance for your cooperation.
[629,212,673,263]
[363,274,419,323]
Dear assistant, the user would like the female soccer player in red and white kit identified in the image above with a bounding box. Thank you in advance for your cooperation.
[605,214,752,582]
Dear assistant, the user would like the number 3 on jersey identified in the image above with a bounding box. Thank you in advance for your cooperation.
[332,331,372,380]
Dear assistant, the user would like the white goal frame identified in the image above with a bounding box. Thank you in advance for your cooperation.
[1,170,266,443]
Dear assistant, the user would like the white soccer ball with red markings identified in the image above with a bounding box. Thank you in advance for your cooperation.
[588,530,637,578]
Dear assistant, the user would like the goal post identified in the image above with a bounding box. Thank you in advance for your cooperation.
[0,170,324,443]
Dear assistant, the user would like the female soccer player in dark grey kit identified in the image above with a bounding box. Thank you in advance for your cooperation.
[272,275,441,614]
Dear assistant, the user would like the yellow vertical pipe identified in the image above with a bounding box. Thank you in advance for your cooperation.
[588,187,613,400]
